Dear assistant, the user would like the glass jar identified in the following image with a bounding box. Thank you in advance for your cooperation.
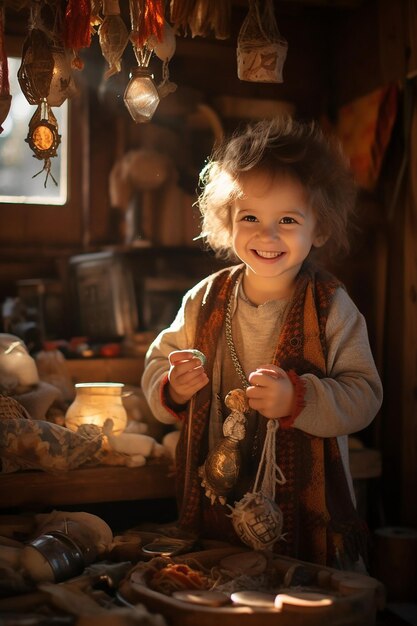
[65,382,127,434]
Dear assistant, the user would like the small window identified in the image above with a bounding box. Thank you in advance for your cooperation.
[0,57,68,205]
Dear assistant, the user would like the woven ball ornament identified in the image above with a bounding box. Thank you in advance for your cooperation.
[228,491,284,551]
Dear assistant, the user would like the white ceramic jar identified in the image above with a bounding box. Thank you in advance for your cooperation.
[65,382,128,434]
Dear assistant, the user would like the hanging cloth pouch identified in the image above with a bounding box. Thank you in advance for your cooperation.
[237,0,288,83]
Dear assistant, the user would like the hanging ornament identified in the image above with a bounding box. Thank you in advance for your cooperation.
[98,0,129,79]
[237,0,288,83]
[18,16,63,186]
[26,98,61,186]
[148,20,176,62]
[228,419,287,551]
[18,28,54,105]
[199,389,249,506]
[228,491,284,551]
[124,44,159,123]
[123,66,160,123]
[0,6,11,133]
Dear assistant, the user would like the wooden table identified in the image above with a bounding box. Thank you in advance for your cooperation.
[0,459,176,509]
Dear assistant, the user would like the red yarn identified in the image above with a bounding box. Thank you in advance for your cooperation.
[130,0,164,48]
[64,0,92,51]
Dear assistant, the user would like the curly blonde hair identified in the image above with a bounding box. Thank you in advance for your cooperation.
[197,116,357,261]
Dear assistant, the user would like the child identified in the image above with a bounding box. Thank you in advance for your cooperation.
[141,117,383,569]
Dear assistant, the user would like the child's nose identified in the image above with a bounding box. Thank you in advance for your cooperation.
[259,222,279,239]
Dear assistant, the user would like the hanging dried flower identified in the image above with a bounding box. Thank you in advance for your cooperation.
[170,0,231,39]
[169,0,195,35]
[99,0,129,79]
[129,0,164,49]
[64,0,92,67]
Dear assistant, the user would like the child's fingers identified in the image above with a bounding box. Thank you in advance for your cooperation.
[168,350,199,365]
[248,364,289,388]
[168,350,208,401]
[255,364,285,378]
[245,384,264,400]
[169,351,208,389]
[173,364,206,386]
[169,366,208,403]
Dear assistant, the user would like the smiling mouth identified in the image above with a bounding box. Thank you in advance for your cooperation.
[254,250,285,259]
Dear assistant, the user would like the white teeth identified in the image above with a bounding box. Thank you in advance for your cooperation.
[256,250,282,258]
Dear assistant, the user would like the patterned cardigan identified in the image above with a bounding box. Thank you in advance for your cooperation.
[174,262,369,567]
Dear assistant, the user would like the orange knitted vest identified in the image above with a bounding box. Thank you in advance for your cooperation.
[175,262,368,567]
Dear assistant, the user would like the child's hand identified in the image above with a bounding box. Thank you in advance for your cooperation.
[246,364,294,419]
[167,350,209,406]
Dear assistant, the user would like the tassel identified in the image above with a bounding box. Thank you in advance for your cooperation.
[253,419,286,499]
[130,0,164,49]
[64,0,92,52]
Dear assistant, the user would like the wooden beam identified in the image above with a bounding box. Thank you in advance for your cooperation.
[331,0,407,108]
[402,88,417,523]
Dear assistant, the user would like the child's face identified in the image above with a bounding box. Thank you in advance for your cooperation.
[231,172,325,287]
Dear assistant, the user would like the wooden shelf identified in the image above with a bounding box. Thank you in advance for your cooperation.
[0,459,176,509]
[66,356,146,386]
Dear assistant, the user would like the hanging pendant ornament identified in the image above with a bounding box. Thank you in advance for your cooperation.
[228,491,284,551]
[124,0,165,122]
[18,27,60,185]
[199,388,249,505]
[228,419,287,551]
[98,0,129,79]
[18,28,54,105]
[26,98,61,186]
[123,44,160,123]
[17,2,68,186]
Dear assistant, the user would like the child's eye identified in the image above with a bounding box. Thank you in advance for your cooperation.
[242,215,258,222]
[280,216,297,224]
